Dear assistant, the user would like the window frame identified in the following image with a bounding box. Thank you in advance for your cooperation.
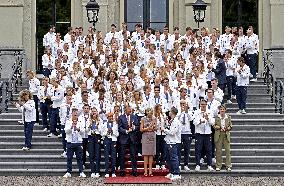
[124,0,169,31]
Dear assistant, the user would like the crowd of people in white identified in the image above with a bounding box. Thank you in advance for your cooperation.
[17,23,259,180]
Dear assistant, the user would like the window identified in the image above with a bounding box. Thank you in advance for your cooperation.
[36,0,71,73]
[222,0,258,33]
[125,0,169,32]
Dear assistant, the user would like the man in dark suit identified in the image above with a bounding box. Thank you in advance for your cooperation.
[118,104,139,177]
[212,51,227,93]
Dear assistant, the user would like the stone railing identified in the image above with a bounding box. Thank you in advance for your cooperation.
[263,48,284,114]
[0,48,26,113]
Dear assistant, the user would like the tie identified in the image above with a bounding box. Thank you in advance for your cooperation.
[183,113,186,124]
[165,92,169,103]
[128,115,131,129]
[66,106,70,118]
[100,101,103,112]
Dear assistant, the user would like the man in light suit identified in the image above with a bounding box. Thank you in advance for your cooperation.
[118,104,139,177]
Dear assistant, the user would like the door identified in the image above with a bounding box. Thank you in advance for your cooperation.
[36,0,71,73]
[124,0,169,32]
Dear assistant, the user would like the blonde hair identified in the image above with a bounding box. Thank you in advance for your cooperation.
[18,89,32,102]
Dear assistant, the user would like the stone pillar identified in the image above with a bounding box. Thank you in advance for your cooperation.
[270,0,284,47]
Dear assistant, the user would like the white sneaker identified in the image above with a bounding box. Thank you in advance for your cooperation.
[250,78,257,82]
[227,167,232,171]
[105,174,109,178]
[86,151,89,157]
[195,165,200,171]
[232,95,236,100]
[156,165,160,169]
[91,173,96,178]
[43,128,48,132]
[79,172,86,178]
[161,165,166,170]
[34,122,40,126]
[216,167,221,171]
[236,110,242,114]
[184,165,190,171]
[60,151,67,157]
[212,158,216,164]
[47,133,54,137]
[22,147,30,151]
[170,175,181,181]
[241,109,247,114]
[57,134,62,138]
[138,153,142,156]
[18,120,23,124]
[94,173,100,178]
[200,158,205,164]
[83,165,85,169]
[63,172,71,178]
[179,166,181,170]
[207,166,214,171]
[165,173,172,179]
[227,100,232,104]
[112,174,116,177]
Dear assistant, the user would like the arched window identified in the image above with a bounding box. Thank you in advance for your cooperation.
[125,0,169,32]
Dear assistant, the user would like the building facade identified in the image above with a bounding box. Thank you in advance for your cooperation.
[0,0,283,75]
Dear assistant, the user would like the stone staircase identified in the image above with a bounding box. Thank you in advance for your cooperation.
[0,78,284,176]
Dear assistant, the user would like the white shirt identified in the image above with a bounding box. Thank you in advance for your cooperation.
[78,114,91,138]
[16,100,36,123]
[193,109,215,134]
[47,85,64,108]
[236,64,250,86]
[59,103,72,126]
[164,117,182,144]
[65,119,84,143]
[101,121,119,141]
[177,111,193,134]
[29,78,40,95]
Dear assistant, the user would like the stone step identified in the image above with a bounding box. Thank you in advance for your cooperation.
[230,113,284,119]
[0,142,62,149]
[233,125,284,131]
[231,137,284,143]
[226,103,276,109]
[0,113,42,119]
[0,118,283,126]
[230,131,284,137]
[232,119,284,125]
[227,108,275,113]
[0,161,283,171]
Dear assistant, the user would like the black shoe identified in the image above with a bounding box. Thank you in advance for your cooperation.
[120,171,126,177]
[131,171,138,177]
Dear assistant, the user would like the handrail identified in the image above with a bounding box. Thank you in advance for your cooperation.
[275,80,284,114]
[262,49,275,104]
[0,49,25,113]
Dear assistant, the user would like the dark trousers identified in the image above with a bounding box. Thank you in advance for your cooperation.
[42,68,51,77]
[179,134,192,166]
[165,144,180,175]
[155,135,166,166]
[24,121,34,148]
[195,134,212,166]
[82,138,88,165]
[226,76,236,100]
[40,102,49,129]
[104,137,117,174]
[61,125,66,151]
[88,135,101,173]
[236,86,248,110]
[136,115,143,154]
[50,108,59,134]
[218,83,226,93]
[33,95,39,123]
[246,53,257,78]
[120,143,137,172]
[66,143,83,173]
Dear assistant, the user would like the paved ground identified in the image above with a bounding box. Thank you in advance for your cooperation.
[1,176,284,186]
